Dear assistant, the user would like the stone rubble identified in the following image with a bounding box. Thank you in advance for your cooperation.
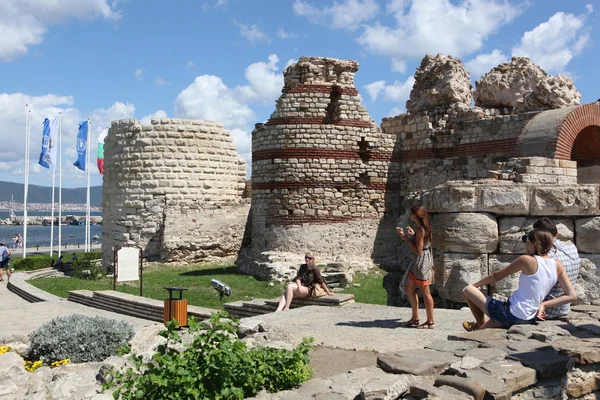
[474,57,581,112]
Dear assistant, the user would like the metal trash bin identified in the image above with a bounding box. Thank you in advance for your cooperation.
[163,287,188,327]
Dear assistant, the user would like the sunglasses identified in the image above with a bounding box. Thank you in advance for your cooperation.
[521,231,533,243]
[305,256,313,260]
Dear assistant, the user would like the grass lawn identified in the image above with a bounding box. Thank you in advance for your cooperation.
[28,264,389,309]
[343,269,387,305]
[29,264,288,309]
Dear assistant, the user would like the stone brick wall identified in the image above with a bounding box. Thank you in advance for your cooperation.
[390,161,600,306]
[381,111,538,195]
[102,118,248,268]
[239,57,401,278]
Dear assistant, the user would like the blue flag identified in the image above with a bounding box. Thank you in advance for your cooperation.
[38,116,59,169]
[73,120,88,171]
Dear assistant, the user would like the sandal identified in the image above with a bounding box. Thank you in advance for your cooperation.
[418,321,435,329]
[404,318,419,327]
[462,321,479,332]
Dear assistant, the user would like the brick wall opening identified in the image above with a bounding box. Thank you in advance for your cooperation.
[572,125,600,184]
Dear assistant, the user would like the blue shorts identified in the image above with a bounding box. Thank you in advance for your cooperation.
[486,298,535,328]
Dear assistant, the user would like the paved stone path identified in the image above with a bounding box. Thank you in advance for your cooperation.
[0,274,153,342]
[243,302,473,354]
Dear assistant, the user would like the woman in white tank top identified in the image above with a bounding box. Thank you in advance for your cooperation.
[461,228,576,330]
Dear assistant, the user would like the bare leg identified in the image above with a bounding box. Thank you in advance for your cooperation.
[284,284,309,310]
[463,284,490,327]
[421,285,434,324]
[275,283,297,312]
[5,268,10,281]
[405,279,419,322]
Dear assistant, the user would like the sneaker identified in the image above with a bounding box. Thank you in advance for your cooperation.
[462,321,479,332]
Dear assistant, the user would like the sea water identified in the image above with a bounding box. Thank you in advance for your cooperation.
[0,211,103,247]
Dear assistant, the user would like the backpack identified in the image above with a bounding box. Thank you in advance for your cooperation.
[1,248,9,263]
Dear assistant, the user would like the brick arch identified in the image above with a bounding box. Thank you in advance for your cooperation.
[555,103,600,159]
[517,103,600,160]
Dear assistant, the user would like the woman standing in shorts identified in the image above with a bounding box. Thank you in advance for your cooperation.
[397,204,435,329]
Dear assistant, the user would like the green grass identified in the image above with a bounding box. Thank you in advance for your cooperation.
[28,264,389,309]
[343,269,387,305]
[29,264,288,309]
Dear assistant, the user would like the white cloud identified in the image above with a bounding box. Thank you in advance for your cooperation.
[202,0,227,11]
[292,0,380,31]
[0,93,134,186]
[0,0,120,62]
[512,11,591,73]
[364,77,415,104]
[186,60,196,68]
[586,4,593,13]
[285,58,297,68]
[140,110,168,124]
[465,49,509,77]
[134,67,144,80]
[174,55,284,168]
[356,0,519,71]
[236,22,270,44]
[156,77,166,86]
[277,28,298,39]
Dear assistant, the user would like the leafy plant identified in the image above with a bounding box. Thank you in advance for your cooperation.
[28,314,134,363]
[104,312,313,400]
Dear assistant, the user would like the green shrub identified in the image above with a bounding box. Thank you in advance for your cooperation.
[71,253,104,280]
[28,314,134,363]
[104,312,313,400]
[12,255,55,271]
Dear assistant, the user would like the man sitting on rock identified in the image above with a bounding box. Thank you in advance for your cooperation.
[533,217,580,319]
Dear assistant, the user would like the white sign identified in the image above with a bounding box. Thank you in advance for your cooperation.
[116,247,140,282]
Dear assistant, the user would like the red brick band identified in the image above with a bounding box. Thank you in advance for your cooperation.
[265,117,373,127]
[286,84,359,96]
[253,138,518,162]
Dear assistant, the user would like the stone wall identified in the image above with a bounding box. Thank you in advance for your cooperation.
[392,158,600,306]
[102,118,248,268]
[238,57,401,279]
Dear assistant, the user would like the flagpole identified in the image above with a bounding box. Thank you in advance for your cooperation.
[50,164,56,256]
[86,119,91,252]
[58,112,62,258]
[23,105,31,258]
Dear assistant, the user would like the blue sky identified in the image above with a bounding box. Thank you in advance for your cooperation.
[0,0,598,188]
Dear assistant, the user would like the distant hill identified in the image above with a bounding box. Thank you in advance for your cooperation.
[0,181,102,207]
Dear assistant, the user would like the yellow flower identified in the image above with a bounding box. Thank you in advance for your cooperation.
[0,346,10,355]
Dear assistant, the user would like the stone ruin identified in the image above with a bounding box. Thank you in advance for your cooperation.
[101,118,249,268]
[101,55,600,309]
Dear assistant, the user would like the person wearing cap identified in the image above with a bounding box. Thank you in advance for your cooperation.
[0,241,11,282]
[275,251,334,312]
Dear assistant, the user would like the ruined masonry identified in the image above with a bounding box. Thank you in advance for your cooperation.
[101,119,248,267]
[238,57,401,279]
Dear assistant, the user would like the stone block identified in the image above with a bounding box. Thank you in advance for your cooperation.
[575,217,600,253]
[530,185,599,216]
[554,338,600,364]
[359,373,415,400]
[424,340,479,357]
[410,382,474,400]
[448,328,507,347]
[507,349,574,379]
[488,254,520,300]
[480,360,537,392]
[576,254,600,304]
[498,217,573,254]
[377,349,458,376]
[464,347,507,363]
[434,253,488,303]
[434,375,486,400]
[432,213,498,253]
[477,186,530,215]
[566,365,600,398]
[422,185,477,213]
[559,160,577,169]
[462,369,512,400]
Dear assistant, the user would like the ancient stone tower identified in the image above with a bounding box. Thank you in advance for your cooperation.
[238,57,400,278]
[102,118,249,268]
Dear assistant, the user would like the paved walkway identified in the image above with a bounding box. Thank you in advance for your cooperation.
[244,302,473,354]
[0,274,154,342]
[8,243,102,257]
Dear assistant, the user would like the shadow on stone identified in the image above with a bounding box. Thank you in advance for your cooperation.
[336,318,406,329]
[179,265,239,277]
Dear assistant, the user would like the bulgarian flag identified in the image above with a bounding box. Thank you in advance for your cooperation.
[97,128,108,174]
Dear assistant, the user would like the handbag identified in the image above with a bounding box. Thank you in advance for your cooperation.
[310,284,327,298]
